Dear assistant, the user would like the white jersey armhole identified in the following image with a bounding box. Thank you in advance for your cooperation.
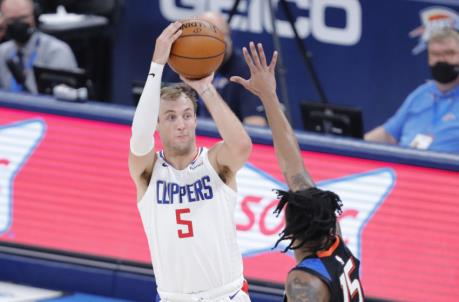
[201,147,238,198]
[137,151,162,208]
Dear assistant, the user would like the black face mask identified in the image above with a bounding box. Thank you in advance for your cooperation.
[6,20,34,45]
[430,62,459,84]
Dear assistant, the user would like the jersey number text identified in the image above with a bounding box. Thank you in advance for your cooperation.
[339,258,363,302]
[175,208,194,238]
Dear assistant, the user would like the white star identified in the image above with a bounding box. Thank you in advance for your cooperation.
[0,120,45,234]
[235,163,395,259]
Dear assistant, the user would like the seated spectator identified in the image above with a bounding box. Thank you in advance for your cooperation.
[0,0,78,93]
[163,11,267,126]
[365,27,459,153]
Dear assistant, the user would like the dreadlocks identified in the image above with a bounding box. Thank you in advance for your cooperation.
[273,187,343,253]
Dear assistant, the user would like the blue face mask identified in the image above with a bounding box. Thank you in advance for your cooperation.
[6,20,34,45]
[430,61,459,84]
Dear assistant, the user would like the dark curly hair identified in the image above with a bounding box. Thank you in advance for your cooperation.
[273,187,343,253]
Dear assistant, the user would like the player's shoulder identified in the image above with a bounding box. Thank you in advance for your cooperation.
[286,270,330,302]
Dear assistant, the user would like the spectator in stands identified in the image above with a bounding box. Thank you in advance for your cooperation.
[0,0,78,93]
[163,11,267,126]
[365,27,459,153]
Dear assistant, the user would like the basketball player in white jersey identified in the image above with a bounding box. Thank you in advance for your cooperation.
[129,22,252,302]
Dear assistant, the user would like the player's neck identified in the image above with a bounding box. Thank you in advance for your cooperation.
[294,237,335,263]
[163,145,199,170]
[294,249,313,263]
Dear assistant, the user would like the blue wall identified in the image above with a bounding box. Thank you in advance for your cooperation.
[110,0,459,132]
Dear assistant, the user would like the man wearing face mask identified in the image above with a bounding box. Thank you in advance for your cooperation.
[365,27,459,153]
[0,0,77,93]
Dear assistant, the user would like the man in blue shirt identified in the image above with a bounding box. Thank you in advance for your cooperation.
[365,27,459,153]
[163,12,267,127]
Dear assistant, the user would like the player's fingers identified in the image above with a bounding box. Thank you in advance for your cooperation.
[158,23,174,41]
[171,29,182,42]
[230,76,249,88]
[229,75,246,84]
[257,43,268,67]
[162,22,176,35]
[242,47,256,71]
[268,51,278,73]
[172,21,182,33]
[165,21,182,37]
[249,41,261,68]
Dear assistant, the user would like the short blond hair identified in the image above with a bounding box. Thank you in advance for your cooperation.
[428,27,459,46]
[160,83,198,114]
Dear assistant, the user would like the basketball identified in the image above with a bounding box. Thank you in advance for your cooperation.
[168,19,226,79]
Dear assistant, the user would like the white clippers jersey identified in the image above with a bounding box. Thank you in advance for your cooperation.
[137,147,244,295]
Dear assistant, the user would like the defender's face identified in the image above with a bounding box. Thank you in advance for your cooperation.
[428,38,459,66]
[157,95,197,155]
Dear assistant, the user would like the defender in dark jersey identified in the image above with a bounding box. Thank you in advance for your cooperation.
[274,188,364,302]
[231,42,365,302]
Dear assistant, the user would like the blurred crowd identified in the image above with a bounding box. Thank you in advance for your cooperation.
[0,0,458,154]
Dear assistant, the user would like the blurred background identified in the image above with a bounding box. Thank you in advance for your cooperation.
[0,1,459,302]
[31,0,445,132]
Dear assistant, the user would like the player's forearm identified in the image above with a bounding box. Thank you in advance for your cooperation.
[200,85,251,153]
[260,92,314,191]
[130,62,163,156]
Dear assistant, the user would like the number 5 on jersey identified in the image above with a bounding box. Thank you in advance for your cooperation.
[176,208,194,238]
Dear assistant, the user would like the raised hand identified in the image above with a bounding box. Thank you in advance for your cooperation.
[230,42,278,99]
[152,21,182,65]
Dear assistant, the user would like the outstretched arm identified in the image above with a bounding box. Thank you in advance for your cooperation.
[181,75,252,186]
[129,22,182,189]
[231,42,314,191]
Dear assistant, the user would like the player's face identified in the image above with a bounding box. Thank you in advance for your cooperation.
[158,95,197,155]
[428,38,459,66]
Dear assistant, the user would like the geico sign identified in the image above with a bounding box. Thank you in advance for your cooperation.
[159,0,362,46]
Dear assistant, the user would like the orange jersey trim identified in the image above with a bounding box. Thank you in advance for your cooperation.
[317,236,340,258]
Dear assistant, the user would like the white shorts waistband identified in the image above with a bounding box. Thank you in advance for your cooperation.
[158,277,244,302]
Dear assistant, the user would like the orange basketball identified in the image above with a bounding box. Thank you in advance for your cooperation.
[168,19,226,79]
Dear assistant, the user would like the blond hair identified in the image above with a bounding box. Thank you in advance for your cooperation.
[160,83,198,114]
[428,27,459,46]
